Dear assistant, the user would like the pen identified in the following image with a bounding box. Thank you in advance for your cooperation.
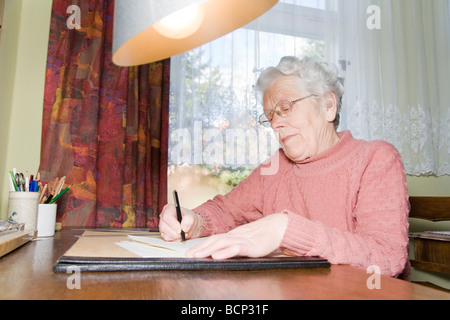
[9,171,18,191]
[48,187,69,204]
[25,172,30,192]
[39,184,48,204]
[173,190,186,242]
[56,176,66,194]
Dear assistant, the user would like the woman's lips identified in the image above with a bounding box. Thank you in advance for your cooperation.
[281,134,297,144]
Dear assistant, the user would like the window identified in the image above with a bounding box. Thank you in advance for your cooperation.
[168,0,340,208]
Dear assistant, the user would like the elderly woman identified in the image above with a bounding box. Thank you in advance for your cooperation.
[159,56,410,277]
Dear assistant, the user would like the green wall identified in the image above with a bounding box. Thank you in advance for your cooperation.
[0,0,52,219]
[0,0,449,290]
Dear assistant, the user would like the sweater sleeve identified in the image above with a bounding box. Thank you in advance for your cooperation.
[280,142,410,277]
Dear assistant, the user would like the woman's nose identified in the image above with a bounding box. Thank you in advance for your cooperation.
[270,113,286,129]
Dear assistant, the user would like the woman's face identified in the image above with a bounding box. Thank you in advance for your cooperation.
[263,76,338,162]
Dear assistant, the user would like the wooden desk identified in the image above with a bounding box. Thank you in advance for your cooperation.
[0,229,449,300]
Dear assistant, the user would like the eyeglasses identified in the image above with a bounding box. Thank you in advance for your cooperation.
[258,94,317,127]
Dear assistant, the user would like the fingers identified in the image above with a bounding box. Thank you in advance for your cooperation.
[180,213,194,235]
[185,213,289,259]
[209,244,241,260]
[159,204,183,241]
[159,205,199,241]
[186,234,244,260]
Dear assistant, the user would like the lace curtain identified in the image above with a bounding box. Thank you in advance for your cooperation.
[169,0,450,176]
[337,0,450,176]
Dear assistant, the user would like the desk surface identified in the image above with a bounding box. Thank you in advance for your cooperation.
[0,229,449,300]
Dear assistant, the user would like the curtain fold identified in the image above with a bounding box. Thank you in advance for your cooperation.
[40,0,169,228]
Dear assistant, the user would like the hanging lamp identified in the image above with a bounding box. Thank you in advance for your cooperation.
[112,0,278,66]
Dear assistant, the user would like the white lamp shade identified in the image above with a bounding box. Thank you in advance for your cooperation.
[112,0,278,66]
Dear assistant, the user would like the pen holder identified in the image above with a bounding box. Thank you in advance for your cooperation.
[36,204,57,237]
[7,191,39,232]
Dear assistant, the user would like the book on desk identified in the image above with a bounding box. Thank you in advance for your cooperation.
[53,230,330,272]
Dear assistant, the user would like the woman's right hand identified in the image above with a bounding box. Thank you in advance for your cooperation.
[158,204,203,241]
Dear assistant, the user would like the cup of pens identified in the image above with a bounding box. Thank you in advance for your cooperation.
[36,176,69,237]
[8,170,69,235]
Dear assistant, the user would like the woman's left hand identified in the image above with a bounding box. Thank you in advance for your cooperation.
[186,213,288,259]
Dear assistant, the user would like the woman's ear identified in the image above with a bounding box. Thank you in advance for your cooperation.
[323,92,338,123]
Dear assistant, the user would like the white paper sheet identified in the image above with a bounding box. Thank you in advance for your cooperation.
[116,235,207,258]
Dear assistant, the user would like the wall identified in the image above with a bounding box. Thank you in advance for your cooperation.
[0,0,52,220]
[407,175,450,197]
[0,0,21,219]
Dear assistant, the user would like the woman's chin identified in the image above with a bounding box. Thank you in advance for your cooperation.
[282,147,308,162]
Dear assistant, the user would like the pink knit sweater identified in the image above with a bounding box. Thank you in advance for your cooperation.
[193,131,410,277]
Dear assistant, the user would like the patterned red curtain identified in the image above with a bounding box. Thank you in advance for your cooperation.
[39,0,169,228]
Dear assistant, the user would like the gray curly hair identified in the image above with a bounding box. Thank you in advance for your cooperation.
[255,56,344,129]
